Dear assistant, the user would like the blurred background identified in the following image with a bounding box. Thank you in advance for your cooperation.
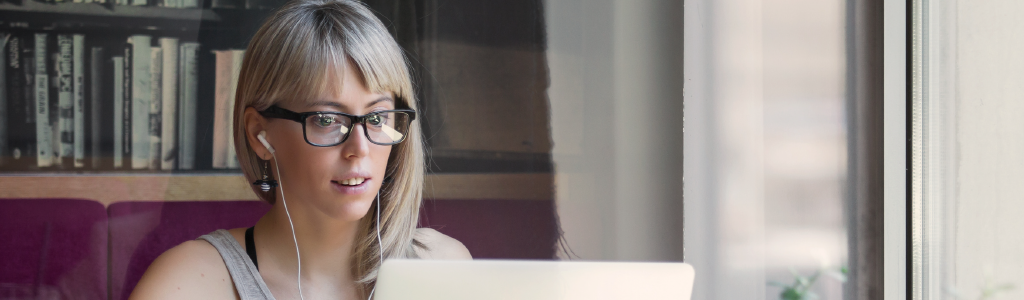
[548,0,849,299]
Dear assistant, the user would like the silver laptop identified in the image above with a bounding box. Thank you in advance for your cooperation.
[374,259,694,300]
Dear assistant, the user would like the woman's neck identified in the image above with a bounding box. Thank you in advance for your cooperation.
[254,201,363,296]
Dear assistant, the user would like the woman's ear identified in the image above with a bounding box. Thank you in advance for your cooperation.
[244,107,270,160]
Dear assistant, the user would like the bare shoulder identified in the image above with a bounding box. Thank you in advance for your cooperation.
[129,238,238,300]
[414,228,473,259]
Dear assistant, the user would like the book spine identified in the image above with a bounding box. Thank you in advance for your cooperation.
[129,35,150,169]
[181,0,197,8]
[224,49,243,169]
[211,50,230,169]
[0,33,8,167]
[22,47,37,166]
[112,56,124,168]
[20,39,37,167]
[73,34,85,168]
[34,33,52,168]
[90,47,104,168]
[148,47,162,170]
[50,51,60,167]
[130,0,146,6]
[122,44,132,169]
[160,38,178,170]
[6,34,26,167]
[178,42,198,170]
[57,34,73,166]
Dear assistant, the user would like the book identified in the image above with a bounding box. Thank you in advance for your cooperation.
[6,34,28,167]
[160,37,178,170]
[148,47,162,170]
[73,34,85,168]
[181,0,197,8]
[212,49,243,169]
[34,33,52,168]
[211,50,229,168]
[225,50,243,169]
[90,47,104,168]
[12,35,37,169]
[112,56,124,169]
[0,33,8,167]
[49,51,60,167]
[129,35,150,169]
[177,42,199,170]
[121,44,132,169]
[57,34,73,167]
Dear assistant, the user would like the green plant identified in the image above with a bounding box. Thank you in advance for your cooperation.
[769,266,847,300]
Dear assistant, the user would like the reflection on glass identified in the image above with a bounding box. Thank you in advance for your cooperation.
[685,0,848,299]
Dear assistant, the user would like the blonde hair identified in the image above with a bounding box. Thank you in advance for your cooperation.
[231,0,425,293]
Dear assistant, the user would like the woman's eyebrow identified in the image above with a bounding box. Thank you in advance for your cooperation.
[365,96,395,108]
[304,96,393,111]
[306,100,345,110]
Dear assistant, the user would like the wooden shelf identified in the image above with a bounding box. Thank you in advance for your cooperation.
[0,1,220,22]
[0,173,554,206]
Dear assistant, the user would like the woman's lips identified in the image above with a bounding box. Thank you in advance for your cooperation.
[331,178,370,195]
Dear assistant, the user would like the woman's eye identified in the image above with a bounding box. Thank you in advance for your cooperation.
[314,115,335,127]
[367,114,384,126]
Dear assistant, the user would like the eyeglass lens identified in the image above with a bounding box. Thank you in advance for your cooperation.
[304,112,411,146]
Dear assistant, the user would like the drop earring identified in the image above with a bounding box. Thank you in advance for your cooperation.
[252,159,278,192]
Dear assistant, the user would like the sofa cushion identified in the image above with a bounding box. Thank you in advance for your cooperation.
[108,198,559,298]
[108,200,271,300]
[419,199,558,259]
[0,198,108,300]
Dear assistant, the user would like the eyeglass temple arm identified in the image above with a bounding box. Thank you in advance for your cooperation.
[259,106,306,123]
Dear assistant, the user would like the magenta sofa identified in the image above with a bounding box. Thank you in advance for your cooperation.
[0,198,557,300]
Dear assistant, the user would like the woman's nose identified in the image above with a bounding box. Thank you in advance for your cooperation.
[341,124,372,159]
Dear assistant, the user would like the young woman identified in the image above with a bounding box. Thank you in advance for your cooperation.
[130,0,471,299]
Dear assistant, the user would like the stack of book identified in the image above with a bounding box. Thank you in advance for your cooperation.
[1,31,245,171]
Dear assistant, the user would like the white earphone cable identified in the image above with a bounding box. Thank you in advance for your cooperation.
[271,154,305,300]
[267,141,383,300]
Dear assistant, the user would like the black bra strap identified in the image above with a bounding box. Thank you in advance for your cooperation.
[245,226,259,271]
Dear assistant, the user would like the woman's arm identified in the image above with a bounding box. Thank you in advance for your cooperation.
[414,228,473,259]
[129,240,239,300]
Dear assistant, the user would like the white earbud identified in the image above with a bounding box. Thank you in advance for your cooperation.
[258,131,275,154]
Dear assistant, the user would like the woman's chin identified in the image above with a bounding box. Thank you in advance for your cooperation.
[318,194,376,222]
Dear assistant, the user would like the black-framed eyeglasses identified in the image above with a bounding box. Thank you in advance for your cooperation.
[259,105,416,146]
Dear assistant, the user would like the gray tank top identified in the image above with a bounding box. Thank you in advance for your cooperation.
[198,229,276,300]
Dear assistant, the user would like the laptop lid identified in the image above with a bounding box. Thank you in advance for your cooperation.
[374,259,695,300]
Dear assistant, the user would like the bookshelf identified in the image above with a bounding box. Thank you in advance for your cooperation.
[0,0,281,175]
[0,0,557,202]
[0,2,218,22]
